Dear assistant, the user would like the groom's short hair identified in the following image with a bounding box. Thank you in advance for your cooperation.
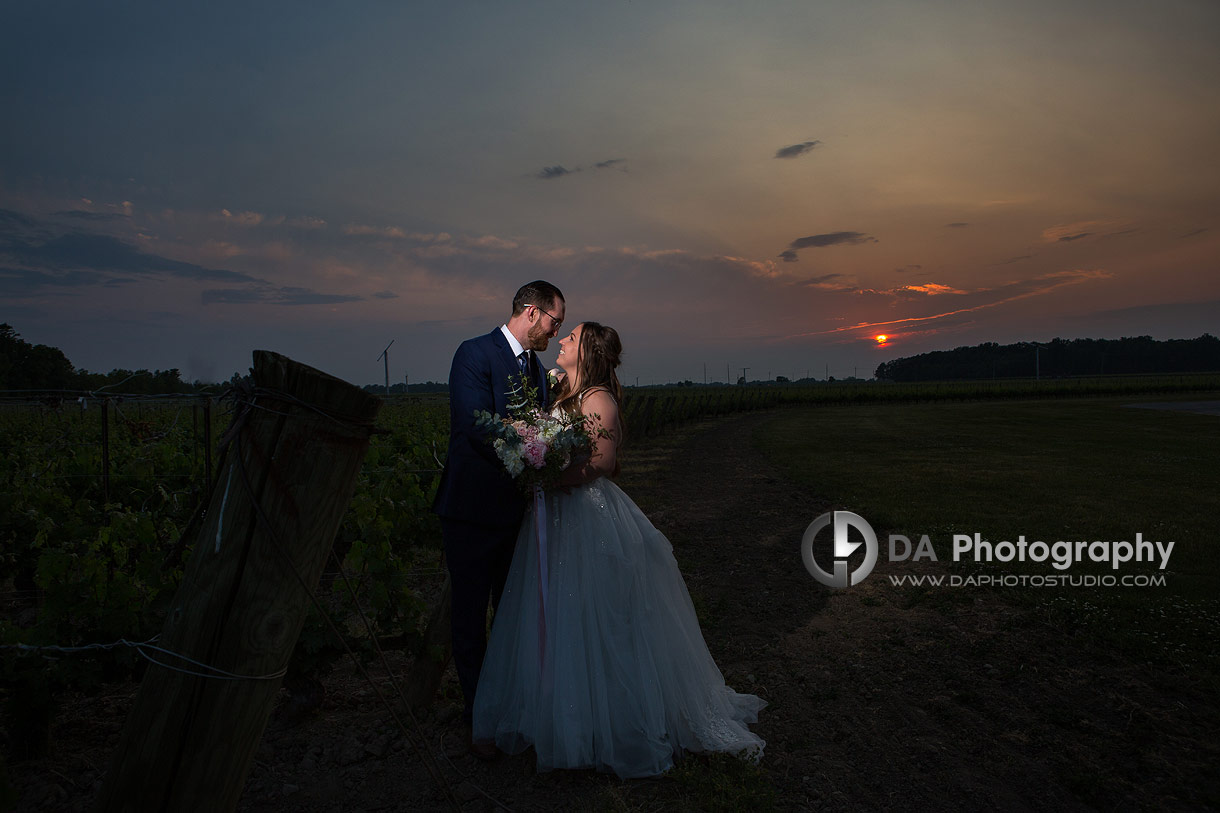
[512,280,564,316]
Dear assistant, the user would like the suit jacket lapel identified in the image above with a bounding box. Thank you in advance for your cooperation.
[487,330,521,413]
[490,330,520,385]
[490,329,515,369]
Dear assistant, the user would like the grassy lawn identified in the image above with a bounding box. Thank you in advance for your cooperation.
[754,394,1220,672]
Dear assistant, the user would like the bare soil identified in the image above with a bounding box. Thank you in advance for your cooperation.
[9,410,1219,811]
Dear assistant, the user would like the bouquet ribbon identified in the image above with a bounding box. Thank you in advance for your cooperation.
[533,485,550,676]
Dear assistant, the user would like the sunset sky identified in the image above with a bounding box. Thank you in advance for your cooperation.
[3,0,1218,386]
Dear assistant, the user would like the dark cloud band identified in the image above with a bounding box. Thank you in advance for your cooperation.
[535,165,575,180]
[201,286,364,306]
[774,141,821,159]
[534,158,626,179]
[788,231,875,250]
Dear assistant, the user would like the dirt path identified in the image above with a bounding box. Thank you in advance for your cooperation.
[11,410,1219,811]
[637,411,1219,811]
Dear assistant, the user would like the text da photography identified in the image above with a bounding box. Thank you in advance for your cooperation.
[801,510,1176,589]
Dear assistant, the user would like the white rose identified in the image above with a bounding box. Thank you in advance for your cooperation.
[505,455,525,477]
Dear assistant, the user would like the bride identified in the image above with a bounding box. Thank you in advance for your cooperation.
[472,321,765,779]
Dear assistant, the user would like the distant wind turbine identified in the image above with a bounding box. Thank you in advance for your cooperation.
[377,340,394,395]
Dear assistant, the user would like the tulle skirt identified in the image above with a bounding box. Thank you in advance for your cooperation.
[472,477,765,779]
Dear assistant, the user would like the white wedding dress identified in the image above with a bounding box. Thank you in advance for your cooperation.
[472,469,766,779]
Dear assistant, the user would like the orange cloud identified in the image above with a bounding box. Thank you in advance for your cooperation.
[897,283,967,295]
[790,269,1112,339]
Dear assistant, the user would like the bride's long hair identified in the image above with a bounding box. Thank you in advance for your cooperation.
[552,321,625,435]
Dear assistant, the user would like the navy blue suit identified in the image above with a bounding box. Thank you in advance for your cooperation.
[433,328,548,721]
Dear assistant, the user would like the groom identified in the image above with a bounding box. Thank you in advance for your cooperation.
[433,280,565,752]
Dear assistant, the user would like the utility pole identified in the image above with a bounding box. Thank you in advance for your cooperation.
[404,372,409,394]
[1022,341,1046,381]
[376,340,394,396]
[740,367,749,384]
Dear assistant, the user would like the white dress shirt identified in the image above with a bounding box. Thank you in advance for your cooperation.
[500,324,529,365]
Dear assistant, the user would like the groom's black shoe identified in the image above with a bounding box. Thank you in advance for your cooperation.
[469,738,498,761]
[463,720,498,761]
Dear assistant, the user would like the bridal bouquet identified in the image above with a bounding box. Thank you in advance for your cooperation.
[474,374,592,492]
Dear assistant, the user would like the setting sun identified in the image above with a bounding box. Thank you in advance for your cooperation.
[875,334,889,345]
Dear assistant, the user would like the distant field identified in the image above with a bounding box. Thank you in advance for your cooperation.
[754,394,1220,670]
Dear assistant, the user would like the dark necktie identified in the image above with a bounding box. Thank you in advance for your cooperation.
[519,351,543,404]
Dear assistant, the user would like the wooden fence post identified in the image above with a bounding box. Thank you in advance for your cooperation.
[192,401,199,479]
[100,397,110,503]
[203,396,214,501]
[96,351,381,813]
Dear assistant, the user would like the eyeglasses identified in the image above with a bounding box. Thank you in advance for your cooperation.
[530,304,563,332]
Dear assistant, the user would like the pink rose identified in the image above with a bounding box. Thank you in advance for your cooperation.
[511,420,538,443]
[523,438,548,469]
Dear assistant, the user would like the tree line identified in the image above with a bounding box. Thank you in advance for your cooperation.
[360,381,450,395]
[0,324,207,394]
[874,334,1220,382]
